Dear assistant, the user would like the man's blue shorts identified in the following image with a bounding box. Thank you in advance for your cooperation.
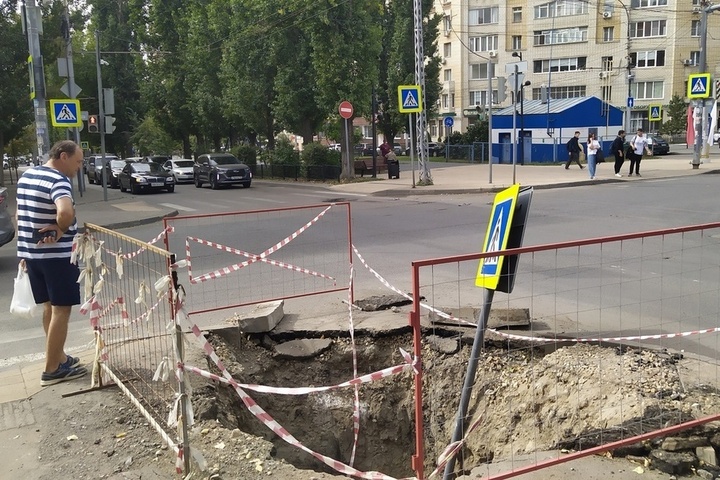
[25,258,81,307]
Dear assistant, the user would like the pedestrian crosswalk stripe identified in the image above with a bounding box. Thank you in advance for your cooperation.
[403,91,419,108]
[57,104,77,121]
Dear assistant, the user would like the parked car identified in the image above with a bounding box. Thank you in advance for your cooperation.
[0,187,15,248]
[105,159,131,188]
[119,161,175,194]
[404,142,443,156]
[86,155,120,184]
[193,153,252,189]
[328,143,341,152]
[144,155,172,166]
[354,144,375,156]
[163,159,195,183]
[393,143,403,155]
[646,135,670,155]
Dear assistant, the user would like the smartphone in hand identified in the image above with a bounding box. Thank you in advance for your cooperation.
[33,229,57,243]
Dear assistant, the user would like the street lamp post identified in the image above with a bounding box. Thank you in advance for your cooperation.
[512,52,531,166]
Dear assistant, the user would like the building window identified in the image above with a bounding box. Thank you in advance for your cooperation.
[632,81,664,99]
[691,20,701,37]
[689,51,700,65]
[531,85,586,99]
[443,15,452,35]
[469,35,499,52]
[513,6,522,22]
[450,93,455,108]
[601,85,612,102]
[442,94,449,108]
[630,20,666,38]
[534,0,589,19]
[469,63,491,79]
[470,90,496,106]
[443,43,451,57]
[631,0,667,7]
[603,26,614,42]
[603,0,615,13]
[469,7,499,25]
[534,27,588,45]
[601,56,613,71]
[512,36,522,50]
[630,50,665,68]
[443,69,452,81]
[533,57,587,73]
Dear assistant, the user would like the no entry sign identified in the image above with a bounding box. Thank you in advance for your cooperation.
[339,101,353,119]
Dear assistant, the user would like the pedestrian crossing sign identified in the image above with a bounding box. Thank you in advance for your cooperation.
[50,99,82,127]
[648,104,662,122]
[476,184,520,290]
[397,85,423,113]
[687,73,711,99]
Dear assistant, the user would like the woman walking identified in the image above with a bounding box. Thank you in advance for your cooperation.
[586,133,601,180]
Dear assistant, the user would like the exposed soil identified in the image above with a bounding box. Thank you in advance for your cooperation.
[32,328,720,480]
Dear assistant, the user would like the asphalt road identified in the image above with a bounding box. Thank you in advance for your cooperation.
[2,174,720,367]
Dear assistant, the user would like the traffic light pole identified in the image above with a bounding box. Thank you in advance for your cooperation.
[25,0,51,162]
[693,4,720,169]
[95,30,108,201]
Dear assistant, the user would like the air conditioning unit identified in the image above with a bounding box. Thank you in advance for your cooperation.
[443,30,451,37]
[693,6,701,13]
[441,58,447,65]
[488,50,498,58]
[599,72,610,79]
[602,11,612,19]
[683,59,694,66]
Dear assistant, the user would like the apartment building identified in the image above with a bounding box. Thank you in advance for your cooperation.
[432,0,720,137]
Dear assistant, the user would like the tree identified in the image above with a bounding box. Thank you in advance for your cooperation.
[0,3,32,186]
[660,94,688,136]
[130,115,178,155]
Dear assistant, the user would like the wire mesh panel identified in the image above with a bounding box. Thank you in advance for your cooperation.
[410,223,720,479]
[163,203,352,315]
[78,224,187,470]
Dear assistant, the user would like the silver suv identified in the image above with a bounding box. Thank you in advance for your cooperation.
[86,155,119,185]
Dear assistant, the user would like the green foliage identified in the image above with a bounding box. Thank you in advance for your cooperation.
[447,131,464,145]
[271,135,300,165]
[461,120,489,144]
[231,144,258,166]
[301,143,340,166]
[131,116,178,156]
[659,94,688,135]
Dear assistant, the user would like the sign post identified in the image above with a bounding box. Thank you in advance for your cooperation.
[443,116,454,161]
[398,85,423,187]
[338,101,354,178]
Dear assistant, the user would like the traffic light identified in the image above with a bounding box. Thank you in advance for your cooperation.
[105,116,116,134]
[496,76,507,103]
[88,115,99,133]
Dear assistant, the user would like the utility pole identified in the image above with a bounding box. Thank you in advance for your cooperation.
[412,0,432,184]
[95,30,108,201]
[62,2,85,195]
[24,0,51,162]
[693,3,720,168]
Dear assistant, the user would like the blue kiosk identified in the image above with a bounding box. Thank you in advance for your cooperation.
[491,96,624,164]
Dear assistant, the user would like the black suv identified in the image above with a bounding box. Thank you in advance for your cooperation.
[193,153,252,189]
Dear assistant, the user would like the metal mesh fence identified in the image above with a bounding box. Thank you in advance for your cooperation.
[411,223,720,478]
[163,203,352,315]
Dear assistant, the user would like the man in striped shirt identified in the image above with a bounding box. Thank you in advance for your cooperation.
[16,140,88,386]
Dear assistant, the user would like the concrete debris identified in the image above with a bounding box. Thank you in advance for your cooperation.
[235,300,285,333]
[274,338,332,359]
[354,294,413,311]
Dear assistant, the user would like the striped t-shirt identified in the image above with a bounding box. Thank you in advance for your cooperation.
[16,166,77,259]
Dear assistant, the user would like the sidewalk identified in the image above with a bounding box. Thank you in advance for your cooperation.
[0,149,717,478]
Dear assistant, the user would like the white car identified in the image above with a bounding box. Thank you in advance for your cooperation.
[163,159,195,183]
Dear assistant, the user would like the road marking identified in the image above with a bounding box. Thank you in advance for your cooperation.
[247,197,286,204]
[159,203,197,212]
[297,192,367,199]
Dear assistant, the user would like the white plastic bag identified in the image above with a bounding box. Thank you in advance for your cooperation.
[10,264,38,319]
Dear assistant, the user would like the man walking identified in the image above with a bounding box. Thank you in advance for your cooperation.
[628,128,651,176]
[565,131,584,169]
[610,130,626,177]
[16,140,88,386]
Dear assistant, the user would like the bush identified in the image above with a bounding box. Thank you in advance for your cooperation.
[231,144,258,166]
[272,135,301,165]
[301,142,340,167]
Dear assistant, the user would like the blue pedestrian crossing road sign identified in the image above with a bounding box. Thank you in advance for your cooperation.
[649,104,662,122]
[49,99,82,127]
[475,184,520,290]
[687,73,711,99]
[397,85,423,113]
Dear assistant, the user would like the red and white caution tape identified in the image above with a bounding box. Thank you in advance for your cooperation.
[427,415,484,479]
[354,244,720,345]
[347,266,361,467]
[183,236,336,285]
